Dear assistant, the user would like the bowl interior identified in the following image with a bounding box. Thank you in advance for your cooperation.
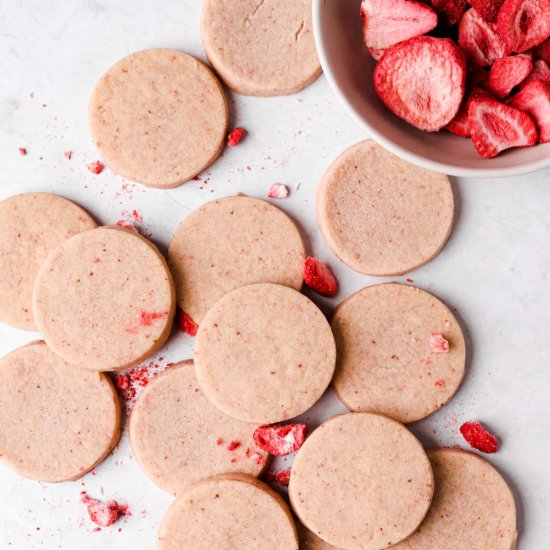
[313,0,550,177]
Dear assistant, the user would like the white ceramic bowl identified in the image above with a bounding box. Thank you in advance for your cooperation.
[312,0,550,177]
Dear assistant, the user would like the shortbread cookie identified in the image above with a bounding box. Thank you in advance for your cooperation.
[391,449,516,550]
[158,475,298,549]
[167,196,306,325]
[89,49,228,188]
[129,360,268,495]
[195,283,335,424]
[201,0,321,96]
[331,283,466,423]
[289,413,433,550]
[0,193,96,330]
[0,341,120,482]
[33,226,175,371]
[317,140,454,276]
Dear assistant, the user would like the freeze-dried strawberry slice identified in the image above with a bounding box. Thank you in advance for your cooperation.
[486,54,533,98]
[497,0,550,54]
[80,492,126,528]
[460,421,499,453]
[445,87,492,137]
[469,0,505,22]
[429,0,468,25]
[469,96,538,157]
[534,39,550,63]
[520,60,550,88]
[178,309,198,336]
[303,257,337,297]
[509,80,550,141]
[253,424,307,456]
[458,8,506,67]
[374,36,466,131]
[360,0,437,50]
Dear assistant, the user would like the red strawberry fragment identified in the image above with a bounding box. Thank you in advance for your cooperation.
[520,60,550,89]
[64,150,72,160]
[458,8,506,67]
[469,0,505,22]
[360,0,437,50]
[276,469,291,487]
[227,128,245,147]
[497,0,550,54]
[509,80,550,142]
[253,423,307,456]
[87,160,104,174]
[534,39,550,63]
[303,257,337,297]
[18,147,27,156]
[429,333,450,353]
[267,183,289,199]
[469,96,538,157]
[80,492,128,528]
[486,54,533,98]
[445,87,492,137]
[429,0,468,25]
[178,309,198,336]
[374,36,466,131]
[460,421,499,453]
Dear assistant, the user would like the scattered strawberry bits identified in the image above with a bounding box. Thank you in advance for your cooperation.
[253,423,307,456]
[429,333,450,353]
[267,183,289,199]
[80,492,129,528]
[87,160,104,174]
[179,309,198,336]
[303,257,337,297]
[18,147,27,156]
[227,441,241,451]
[460,421,499,453]
[64,150,72,160]
[227,127,245,147]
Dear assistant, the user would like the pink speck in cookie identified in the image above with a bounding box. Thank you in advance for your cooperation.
[178,309,198,336]
[18,147,27,156]
[216,437,224,446]
[227,127,245,147]
[303,257,337,297]
[434,379,445,388]
[64,150,72,160]
[227,441,241,451]
[267,183,289,199]
[253,423,307,456]
[429,333,449,353]
[87,160,104,174]
[136,310,169,327]
[460,421,499,453]
[80,492,129,528]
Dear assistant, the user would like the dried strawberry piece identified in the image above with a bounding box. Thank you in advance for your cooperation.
[469,0,505,22]
[534,39,550,63]
[116,374,129,390]
[520,60,550,89]
[64,150,72,160]
[360,0,437,50]
[429,0,468,25]
[460,421,499,453]
[227,128,245,147]
[429,333,450,353]
[267,183,289,199]
[303,257,337,297]
[469,96,538,157]
[178,309,198,336]
[374,36,466,131]
[497,0,550,54]
[80,492,126,528]
[458,8,506,67]
[508,80,550,142]
[18,147,27,156]
[253,423,307,456]
[486,54,533,98]
[227,441,241,451]
[445,87,492,137]
[276,469,291,487]
[87,160,104,174]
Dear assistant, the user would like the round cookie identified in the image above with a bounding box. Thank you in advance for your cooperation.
[33,226,175,371]
[195,283,336,424]
[317,140,454,276]
[201,0,321,96]
[129,360,268,495]
[167,196,306,325]
[390,449,516,550]
[0,193,96,330]
[158,475,298,549]
[0,341,120,482]
[331,283,465,424]
[289,413,434,550]
[89,49,228,188]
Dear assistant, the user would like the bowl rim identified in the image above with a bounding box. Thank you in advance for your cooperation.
[312,0,550,178]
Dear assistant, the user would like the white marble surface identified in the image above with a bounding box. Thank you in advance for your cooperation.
[0,1,549,548]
